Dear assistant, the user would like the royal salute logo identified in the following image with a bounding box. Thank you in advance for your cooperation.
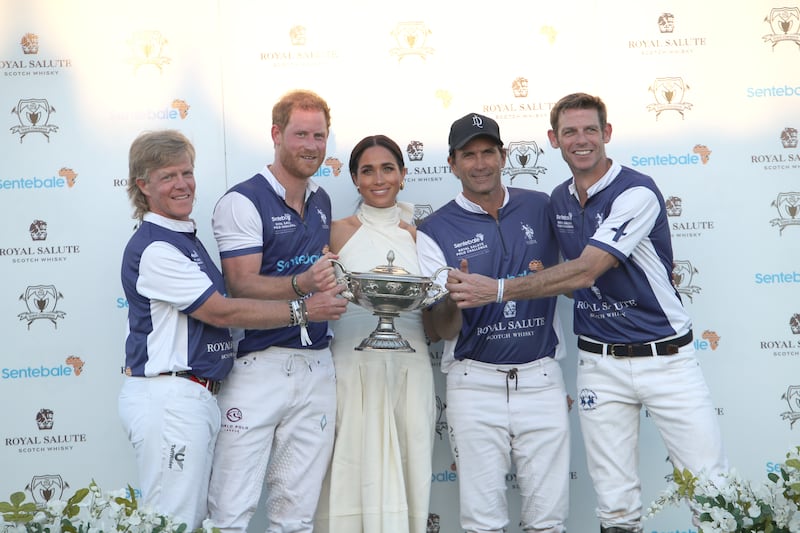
[750,127,800,172]
[18,285,66,329]
[503,141,546,184]
[647,77,693,120]
[763,7,800,50]
[759,314,800,357]
[36,408,54,430]
[666,196,683,217]
[481,77,555,121]
[2,219,81,265]
[407,140,424,162]
[3,407,88,454]
[389,21,434,61]
[782,127,798,148]
[2,33,73,77]
[627,12,708,56]
[30,219,47,241]
[126,30,171,73]
[260,25,338,67]
[413,204,434,225]
[770,192,800,234]
[289,25,306,46]
[512,77,529,98]
[658,12,675,33]
[665,196,716,239]
[26,475,68,505]
[406,139,447,184]
[671,260,702,302]
[21,32,39,54]
[10,98,59,142]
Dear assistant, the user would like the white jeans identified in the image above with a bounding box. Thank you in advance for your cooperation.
[208,346,336,533]
[446,357,570,533]
[118,375,220,530]
[576,346,727,531]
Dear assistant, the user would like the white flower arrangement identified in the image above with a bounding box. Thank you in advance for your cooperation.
[647,447,800,533]
[0,480,218,533]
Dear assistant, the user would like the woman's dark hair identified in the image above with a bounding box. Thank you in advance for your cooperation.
[348,134,405,182]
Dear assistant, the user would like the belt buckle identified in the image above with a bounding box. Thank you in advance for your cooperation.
[609,344,632,357]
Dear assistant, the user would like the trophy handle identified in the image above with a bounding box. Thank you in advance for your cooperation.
[329,259,354,301]
[421,266,454,307]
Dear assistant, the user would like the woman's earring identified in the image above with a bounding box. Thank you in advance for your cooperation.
[400,181,405,190]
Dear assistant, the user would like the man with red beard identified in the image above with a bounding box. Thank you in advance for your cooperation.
[208,90,347,533]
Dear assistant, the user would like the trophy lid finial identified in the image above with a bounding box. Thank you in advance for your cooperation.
[369,250,411,275]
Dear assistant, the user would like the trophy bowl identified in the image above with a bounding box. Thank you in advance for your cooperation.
[331,250,451,352]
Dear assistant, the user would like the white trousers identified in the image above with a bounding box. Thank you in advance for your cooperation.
[208,346,337,533]
[118,375,220,530]
[576,346,728,532]
[446,357,570,533]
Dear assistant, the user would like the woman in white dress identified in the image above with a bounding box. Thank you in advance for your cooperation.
[315,135,436,533]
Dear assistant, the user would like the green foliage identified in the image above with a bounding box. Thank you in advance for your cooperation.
[647,447,800,533]
[0,481,220,533]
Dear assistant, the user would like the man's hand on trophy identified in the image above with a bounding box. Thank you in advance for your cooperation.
[304,284,348,322]
[299,251,340,294]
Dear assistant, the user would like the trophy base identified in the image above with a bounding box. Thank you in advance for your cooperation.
[354,314,416,352]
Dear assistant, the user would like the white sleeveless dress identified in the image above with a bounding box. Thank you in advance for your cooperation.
[315,202,435,533]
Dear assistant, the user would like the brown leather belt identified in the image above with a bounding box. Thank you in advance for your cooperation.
[578,330,693,357]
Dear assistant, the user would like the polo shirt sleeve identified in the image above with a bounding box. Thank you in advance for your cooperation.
[588,186,661,262]
[212,191,264,257]
[137,241,215,312]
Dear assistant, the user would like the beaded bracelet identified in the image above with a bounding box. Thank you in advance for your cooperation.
[288,299,309,328]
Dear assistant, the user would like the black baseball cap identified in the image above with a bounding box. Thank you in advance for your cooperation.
[448,113,503,152]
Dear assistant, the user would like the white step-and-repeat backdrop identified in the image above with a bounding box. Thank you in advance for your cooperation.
[2,1,799,532]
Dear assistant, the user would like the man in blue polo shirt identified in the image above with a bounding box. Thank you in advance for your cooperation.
[208,89,346,533]
[417,113,570,533]
[446,93,728,533]
[119,129,346,530]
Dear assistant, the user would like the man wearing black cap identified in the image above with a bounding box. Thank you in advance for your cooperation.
[444,94,728,533]
[416,113,570,533]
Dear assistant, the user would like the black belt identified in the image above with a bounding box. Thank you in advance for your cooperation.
[160,371,221,395]
[578,330,693,357]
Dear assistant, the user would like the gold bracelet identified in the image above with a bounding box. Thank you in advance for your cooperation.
[291,274,308,297]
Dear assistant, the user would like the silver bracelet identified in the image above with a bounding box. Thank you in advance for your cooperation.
[496,278,505,304]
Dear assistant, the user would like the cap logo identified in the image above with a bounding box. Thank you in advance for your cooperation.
[471,115,484,128]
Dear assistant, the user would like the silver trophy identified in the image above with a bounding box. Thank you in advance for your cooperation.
[332,250,451,352]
